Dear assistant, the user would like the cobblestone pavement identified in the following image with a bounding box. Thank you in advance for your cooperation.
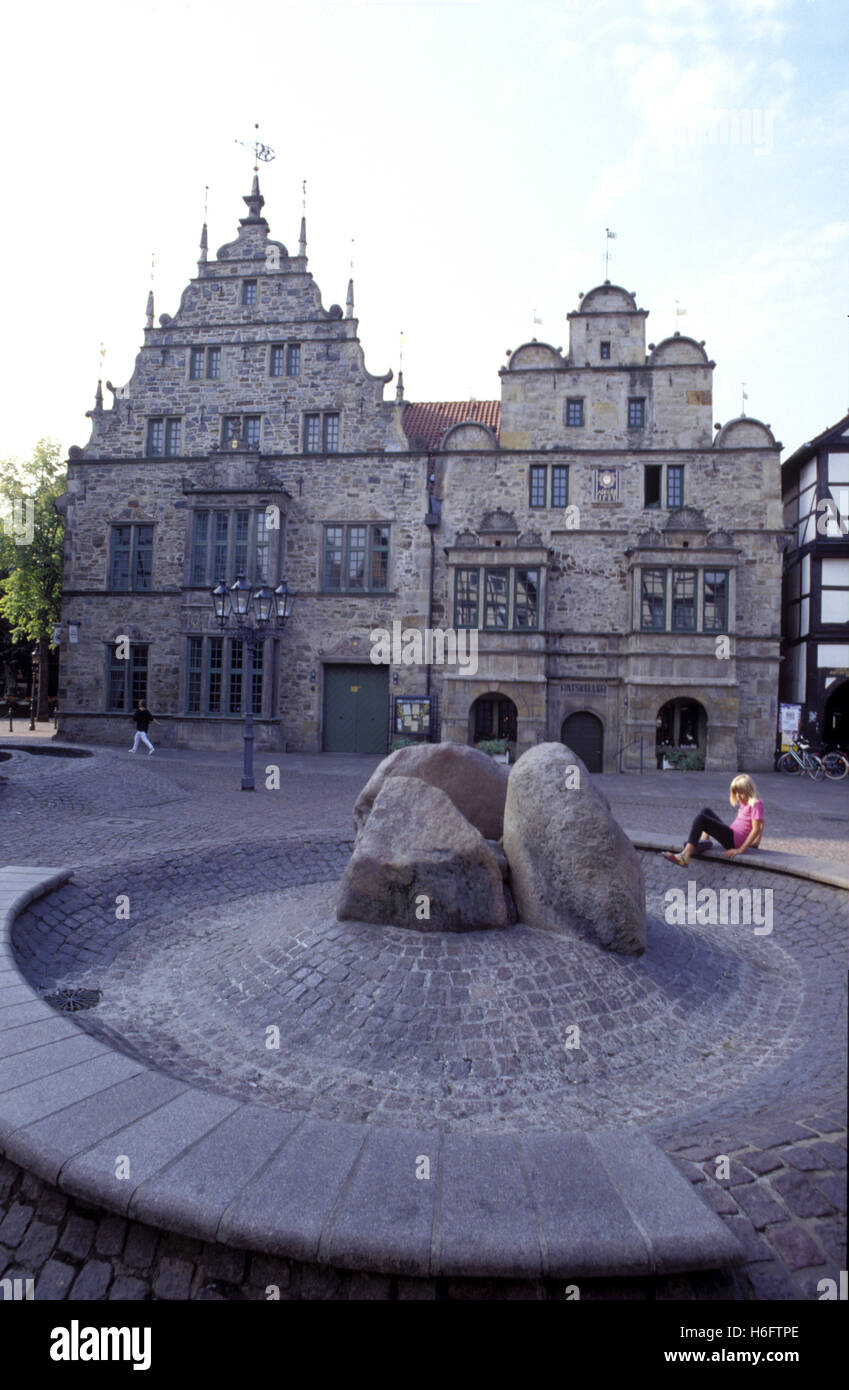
[0,741,846,1299]
[10,856,840,1140]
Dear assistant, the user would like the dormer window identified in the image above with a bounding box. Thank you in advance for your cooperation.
[600,341,611,360]
[242,280,257,307]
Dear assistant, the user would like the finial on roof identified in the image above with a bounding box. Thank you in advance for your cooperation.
[346,278,354,319]
[200,222,208,263]
[243,173,265,220]
[94,379,104,411]
[395,369,404,403]
[299,216,307,258]
[145,291,154,329]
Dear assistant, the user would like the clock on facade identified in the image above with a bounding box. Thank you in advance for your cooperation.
[594,467,620,502]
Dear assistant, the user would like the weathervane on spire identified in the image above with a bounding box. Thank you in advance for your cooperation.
[235,122,276,171]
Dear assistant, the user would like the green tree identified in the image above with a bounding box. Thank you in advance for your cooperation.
[0,439,66,721]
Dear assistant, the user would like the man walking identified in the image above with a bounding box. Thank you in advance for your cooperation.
[130,700,160,755]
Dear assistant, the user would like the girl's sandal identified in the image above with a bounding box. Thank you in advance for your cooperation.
[662,852,689,866]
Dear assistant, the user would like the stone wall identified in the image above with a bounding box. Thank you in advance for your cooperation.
[57,185,784,771]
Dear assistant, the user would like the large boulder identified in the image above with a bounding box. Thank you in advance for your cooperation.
[502,743,645,954]
[338,775,510,931]
[353,741,509,841]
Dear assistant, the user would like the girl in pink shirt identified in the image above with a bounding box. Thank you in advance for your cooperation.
[664,775,765,867]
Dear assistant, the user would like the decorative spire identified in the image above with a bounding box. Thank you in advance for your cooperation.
[145,291,154,328]
[346,278,354,319]
[242,172,265,221]
[200,222,208,263]
[299,215,307,258]
[395,369,405,403]
[94,379,104,411]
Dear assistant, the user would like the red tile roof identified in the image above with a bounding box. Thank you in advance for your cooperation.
[402,401,500,450]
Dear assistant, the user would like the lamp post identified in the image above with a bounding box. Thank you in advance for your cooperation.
[29,649,39,731]
[211,574,296,790]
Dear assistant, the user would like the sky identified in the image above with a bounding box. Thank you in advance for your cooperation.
[1,0,847,463]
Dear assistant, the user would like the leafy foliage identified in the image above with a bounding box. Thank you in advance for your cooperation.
[0,439,66,644]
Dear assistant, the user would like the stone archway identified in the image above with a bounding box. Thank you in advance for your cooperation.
[470,693,518,744]
[561,711,604,773]
[656,698,707,766]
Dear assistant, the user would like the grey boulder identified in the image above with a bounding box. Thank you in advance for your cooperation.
[352,741,509,842]
[502,742,646,954]
[338,775,510,931]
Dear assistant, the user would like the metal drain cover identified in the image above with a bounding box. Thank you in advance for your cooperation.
[42,987,102,1013]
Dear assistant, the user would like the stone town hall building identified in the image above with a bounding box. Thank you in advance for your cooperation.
[57,177,784,771]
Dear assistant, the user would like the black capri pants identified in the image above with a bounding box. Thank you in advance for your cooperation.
[687,806,735,850]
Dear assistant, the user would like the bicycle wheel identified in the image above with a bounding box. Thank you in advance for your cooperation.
[805,755,825,781]
[822,752,849,780]
[776,752,801,776]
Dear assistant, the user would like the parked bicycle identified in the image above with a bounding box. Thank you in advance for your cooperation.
[776,738,825,781]
[817,745,849,780]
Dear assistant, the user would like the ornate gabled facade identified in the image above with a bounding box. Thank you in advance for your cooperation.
[57,182,785,770]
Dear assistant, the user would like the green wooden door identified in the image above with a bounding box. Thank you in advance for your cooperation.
[323,665,389,753]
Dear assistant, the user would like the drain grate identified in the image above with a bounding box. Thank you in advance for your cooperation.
[42,987,102,1013]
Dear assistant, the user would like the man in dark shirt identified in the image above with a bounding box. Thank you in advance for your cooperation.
[130,700,161,755]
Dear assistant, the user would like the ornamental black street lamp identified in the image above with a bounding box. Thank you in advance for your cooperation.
[29,648,39,730]
[211,574,296,790]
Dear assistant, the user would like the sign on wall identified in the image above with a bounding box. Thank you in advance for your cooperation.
[778,702,802,750]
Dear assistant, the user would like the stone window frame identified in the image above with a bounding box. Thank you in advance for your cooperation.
[303,411,341,454]
[565,397,585,428]
[241,279,258,307]
[638,565,730,633]
[146,417,182,458]
[189,507,278,587]
[106,642,148,712]
[627,397,646,428]
[702,570,730,633]
[189,346,221,380]
[321,522,390,593]
[108,523,154,592]
[551,465,569,509]
[269,342,301,378]
[670,568,698,632]
[643,463,684,510]
[600,341,611,360]
[454,566,480,628]
[666,464,684,509]
[184,634,270,718]
[221,415,262,450]
[513,568,541,630]
[453,563,541,632]
[529,465,547,509]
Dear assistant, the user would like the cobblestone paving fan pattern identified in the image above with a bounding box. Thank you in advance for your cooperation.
[1,745,846,1299]
[13,851,843,1137]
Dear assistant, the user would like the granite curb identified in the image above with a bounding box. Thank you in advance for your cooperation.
[0,866,746,1279]
[625,831,849,890]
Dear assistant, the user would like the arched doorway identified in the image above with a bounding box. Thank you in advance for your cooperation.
[824,680,849,749]
[656,698,707,766]
[471,693,518,744]
[561,711,604,773]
